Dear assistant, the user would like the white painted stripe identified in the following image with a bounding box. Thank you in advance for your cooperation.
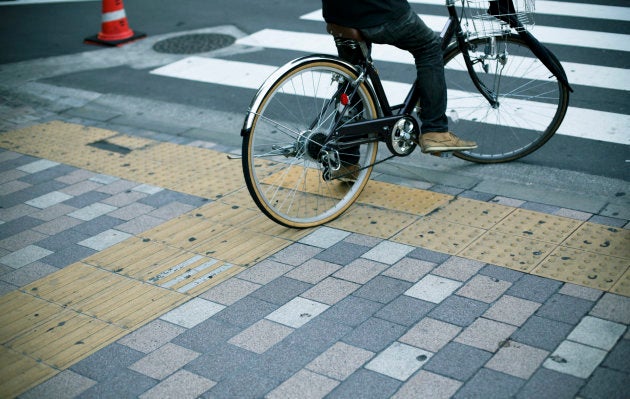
[161,259,219,289]
[407,0,630,21]
[301,10,630,52]
[0,0,98,5]
[150,57,630,145]
[177,263,234,293]
[102,9,126,23]
[236,29,629,91]
[148,254,204,283]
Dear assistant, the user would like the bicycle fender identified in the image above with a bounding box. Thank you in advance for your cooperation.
[241,55,377,136]
[517,31,574,92]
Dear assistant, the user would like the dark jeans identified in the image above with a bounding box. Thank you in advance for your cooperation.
[358,9,449,133]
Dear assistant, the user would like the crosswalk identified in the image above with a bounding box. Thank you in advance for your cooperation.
[151,0,630,146]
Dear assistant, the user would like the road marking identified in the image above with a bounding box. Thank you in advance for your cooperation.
[301,10,630,52]
[408,0,630,21]
[236,29,630,91]
[150,57,630,145]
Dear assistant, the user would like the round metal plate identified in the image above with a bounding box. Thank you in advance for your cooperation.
[153,33,236,54]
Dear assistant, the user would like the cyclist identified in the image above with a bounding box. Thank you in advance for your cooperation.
[322,0,477,153]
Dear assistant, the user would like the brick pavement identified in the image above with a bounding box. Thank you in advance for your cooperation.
[1,145,628,398]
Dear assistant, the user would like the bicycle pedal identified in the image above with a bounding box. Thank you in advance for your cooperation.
[430,151,453,158]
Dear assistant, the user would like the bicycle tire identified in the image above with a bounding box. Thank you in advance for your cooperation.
[242,57,379,228]
[443,34,570,163]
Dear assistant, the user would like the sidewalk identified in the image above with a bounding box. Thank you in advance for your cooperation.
[0,116,628,398]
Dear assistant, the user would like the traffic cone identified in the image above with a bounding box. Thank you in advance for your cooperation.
[84,0,146,46]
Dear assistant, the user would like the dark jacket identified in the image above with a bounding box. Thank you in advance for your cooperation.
[322,0,411,29]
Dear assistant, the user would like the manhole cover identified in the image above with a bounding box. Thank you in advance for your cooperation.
[153,33,236,54]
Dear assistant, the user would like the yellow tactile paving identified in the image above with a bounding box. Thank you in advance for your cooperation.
[1,120,629,397]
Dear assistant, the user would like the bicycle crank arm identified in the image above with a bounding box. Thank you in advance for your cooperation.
[334,115,408,140]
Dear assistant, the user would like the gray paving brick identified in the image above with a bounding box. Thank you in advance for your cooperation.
[68,203,117,221]
[0,204,37,223]
[429,295,489,327]
[37,229,90,251]
[95,179,137,195]
[107,202,155,221]
[118,319,187,354]
[268,369,339,399]
[483,295,541,326]
[365,341,432,381]
[129,343,200,380]
[20,370,96,399]
[237,259,293,284]
[60,180,103,196]
[321,295,383,327]
[1,261,58,287]
[228,319,294,354]
[405,274,462,304]
[507,274,562,302]
[343,232,383,247]
[138,189,205,208]
[306,342,374,381]
[0,216,43,240]
[455,317,517,353]
[521,201,562,215]
[257,340,321,381]
[171,318,242,353]
[40,244,96,268]
[55,169,98,185]
[602,339,630,373]
[559,283,603,301]
[101,190,148,207]
[579,367,630,399]
[382,257,435,282]
[567,316,626,351]
[492,195,526,207]
[543,340,607,378]
[0,179,31,195]
[160,298,225,328]
[486,340,549,379]
[399,317,462,352]
[512,315,574,351]
[333,258,389,284]
[284,258,341,284]
[301,277,360,305]
[299,226,351,248]
[213,296,278,328]
[204,369,278,399]
[424,342,492,381]
[343,317,407,352]
[115,214,164,234]
[78,229,132,251]
[251,276,312,306]
[590,293,630,324]
[147,201,196,219]
[199,277,261,306]
[0,244,53,269]
[393,371,462,399]
[554,208,592,221]
[454,368,525,399]
[20,164,72,184]
[75,370,157,399]
[30,203,77,221]
[0,280,15,295]
[139,370,216,399]
[327,369,401,399]
[362,241,414,265]
[25,191,73,209]
[407,248,450,264]
[70,343,146,382]
[33,215,83,235]
[266,296,329,328]
[0,169,27,184]
[456,275,512,303]
[316,241,371,266]
[536,293,594,325]
[432,256,485,281]
[516,368,585,399]
[354,276,413,304]
[63,191,110,208]
[0,229,47,251]
[132,183,163,195]
[375,295,435,327]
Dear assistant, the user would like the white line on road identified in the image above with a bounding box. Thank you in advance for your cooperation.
[236,29,630,91]
[150,57,630,145]
[301,10,630,53]
[0,0,98,5]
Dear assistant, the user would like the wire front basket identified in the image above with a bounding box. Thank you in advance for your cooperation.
[464,0,535,38]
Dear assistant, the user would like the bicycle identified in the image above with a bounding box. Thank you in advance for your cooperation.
[240,0,573,228]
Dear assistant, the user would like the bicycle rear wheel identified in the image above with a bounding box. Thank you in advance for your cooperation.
[443,34,570,163]
[242,57,379,228]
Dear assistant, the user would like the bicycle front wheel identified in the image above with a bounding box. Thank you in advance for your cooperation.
[443,34,570,163]
[242,57,379,228]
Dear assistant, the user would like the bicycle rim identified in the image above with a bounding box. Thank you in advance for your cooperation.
[444,35,570,163]
[243,60,378,228]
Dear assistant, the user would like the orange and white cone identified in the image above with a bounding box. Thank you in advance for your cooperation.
[85,0,146,46]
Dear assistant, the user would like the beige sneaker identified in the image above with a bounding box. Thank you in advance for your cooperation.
[419,132,477,153]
